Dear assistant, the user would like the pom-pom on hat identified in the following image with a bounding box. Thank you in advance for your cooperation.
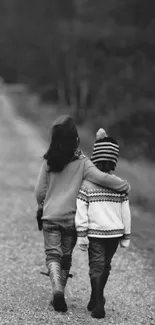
[91,128,119,166]
[96,128,107,140]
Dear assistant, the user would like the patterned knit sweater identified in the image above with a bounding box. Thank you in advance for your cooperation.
[35,156,130,228]
[75,179,131,239]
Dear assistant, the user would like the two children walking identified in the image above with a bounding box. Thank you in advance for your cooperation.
[35,115,131,319]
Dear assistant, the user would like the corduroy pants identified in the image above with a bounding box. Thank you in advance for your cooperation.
[88,237,120,279]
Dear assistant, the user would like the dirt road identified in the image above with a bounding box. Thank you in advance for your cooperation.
[0,92,155,325]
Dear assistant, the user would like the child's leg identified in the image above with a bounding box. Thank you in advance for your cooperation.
[103,237,119,290]
[61,226,77,289]
[43,223,62,267]
[88,237,106,318]
[42,222,67,312]
[89,237,119,319]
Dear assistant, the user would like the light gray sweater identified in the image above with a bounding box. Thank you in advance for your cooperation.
[35,155,130,228]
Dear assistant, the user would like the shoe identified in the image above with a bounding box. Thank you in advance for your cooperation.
[91,304,106,319]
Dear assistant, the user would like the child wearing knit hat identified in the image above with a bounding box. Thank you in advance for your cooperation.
[75,128,131,319]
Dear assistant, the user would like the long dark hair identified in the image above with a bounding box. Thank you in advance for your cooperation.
[44,115,80,172]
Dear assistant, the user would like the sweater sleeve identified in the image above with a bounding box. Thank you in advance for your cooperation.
[121,195,131,240]
[35,160,48,205]
[75,185,89,237]
[83,158,131,193]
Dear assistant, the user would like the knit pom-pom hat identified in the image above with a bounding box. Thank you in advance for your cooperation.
[91,128,119,166]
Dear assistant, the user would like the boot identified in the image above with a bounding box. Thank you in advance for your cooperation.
[87,292,94,311]
[48,261,67,312]
[91,276,106,319]
[88,292,106,312]
[40,269,73,284]
[87,278,95,311]
[87,275,107,311]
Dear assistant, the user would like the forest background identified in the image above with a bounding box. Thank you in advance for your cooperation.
[0,0,155,160]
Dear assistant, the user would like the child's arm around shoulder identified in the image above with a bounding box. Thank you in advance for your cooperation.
[83,158,131,194]
[75,181,89,251]
[120,194,131,248]
[35,159,48,205]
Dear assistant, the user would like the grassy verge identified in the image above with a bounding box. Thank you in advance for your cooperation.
[8,87,155,265]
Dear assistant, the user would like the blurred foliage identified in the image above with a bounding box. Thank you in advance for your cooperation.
[0,0,155,159]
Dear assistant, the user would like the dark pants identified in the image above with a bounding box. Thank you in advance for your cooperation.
[43,222,77,270]
[88,237,119,280]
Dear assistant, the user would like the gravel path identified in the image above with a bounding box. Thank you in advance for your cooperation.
[0,92,155,325]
